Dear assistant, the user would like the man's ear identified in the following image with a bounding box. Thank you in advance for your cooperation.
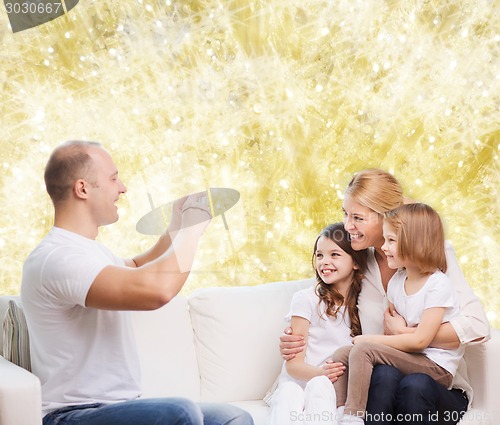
[74,179,88,199]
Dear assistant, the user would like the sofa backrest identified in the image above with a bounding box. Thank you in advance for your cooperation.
[0,294,201,401]
[133,295,201,400]
[188,277,315,402]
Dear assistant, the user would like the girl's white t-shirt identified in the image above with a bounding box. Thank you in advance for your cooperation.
[357,244,488,407]
[21,227,142,417]
[278,286,353,387]
[387,269,465,376]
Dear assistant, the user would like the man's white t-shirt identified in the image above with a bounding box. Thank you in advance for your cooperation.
[21,227,141,416]
[387,269,465,376]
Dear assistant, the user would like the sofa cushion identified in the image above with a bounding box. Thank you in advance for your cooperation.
[0,296,20,356]
[463,330,500,419]
[188,278,314,403]
[133,295,201,400]
[2,299,31,372]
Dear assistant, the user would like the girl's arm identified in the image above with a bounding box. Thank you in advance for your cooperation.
[285,316,327,381]
[279,328,306,360]
[356,307,446,352]
[385,310,461,349]
[384,244,491,348]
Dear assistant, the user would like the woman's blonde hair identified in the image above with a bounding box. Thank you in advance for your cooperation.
[384,203,447,274]
[345,169,404,214]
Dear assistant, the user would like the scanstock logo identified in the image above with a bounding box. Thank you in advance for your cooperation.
[4,0,79,33]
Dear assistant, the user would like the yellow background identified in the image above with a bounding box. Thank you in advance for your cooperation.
[0,0,498,327]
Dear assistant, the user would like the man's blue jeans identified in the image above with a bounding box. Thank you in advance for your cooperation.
[42,397,254,425]
[366,365,468,425]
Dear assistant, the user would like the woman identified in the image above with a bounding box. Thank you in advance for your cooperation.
[280,169,490,425]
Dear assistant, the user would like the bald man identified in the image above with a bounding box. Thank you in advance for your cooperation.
[21,141,253,425]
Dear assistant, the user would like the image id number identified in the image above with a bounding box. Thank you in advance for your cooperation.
[5,2,62,14]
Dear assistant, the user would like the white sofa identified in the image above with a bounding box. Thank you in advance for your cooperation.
[1,278,499,425]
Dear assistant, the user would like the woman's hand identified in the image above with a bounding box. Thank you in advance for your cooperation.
[322,361,346,383]
[279,327,306,360]
[384,307,408,335]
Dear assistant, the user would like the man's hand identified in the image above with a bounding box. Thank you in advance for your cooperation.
[322,361,346,383]
[384,307,407,335]
[181,194,212,230]
[167,193,212,233]
[167,196,187,233]
[279,326,306,360]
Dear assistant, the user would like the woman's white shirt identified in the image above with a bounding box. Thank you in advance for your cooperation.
[358,247,387,335]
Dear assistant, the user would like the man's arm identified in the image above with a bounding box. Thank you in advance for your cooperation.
[125,196,186,268]
[124,232,174,268]
[86,198,210,311]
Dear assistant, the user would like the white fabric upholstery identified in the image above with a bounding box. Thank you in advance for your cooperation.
[0,295,19,356]
[3,299,31,371]
[0,356,41,425]
[0,280,498,425]
[133,295,200,400]
[188,278,314,402]
[463,335,500,422]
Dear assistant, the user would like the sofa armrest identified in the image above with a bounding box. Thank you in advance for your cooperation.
[0,355,42,425]
[480,329,500,421]
[462,328,500,424]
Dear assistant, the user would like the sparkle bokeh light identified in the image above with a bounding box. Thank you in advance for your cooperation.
[0,0,499,327]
